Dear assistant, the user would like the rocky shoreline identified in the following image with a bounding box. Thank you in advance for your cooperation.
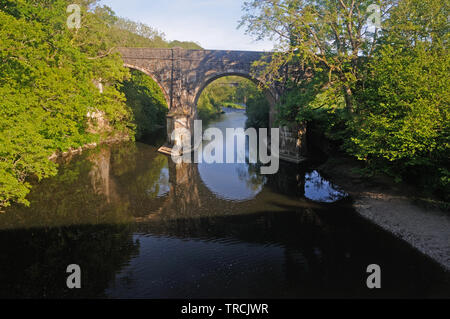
[48,135,131,162]
[319,156,450,272]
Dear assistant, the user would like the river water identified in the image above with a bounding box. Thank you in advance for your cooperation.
[0,109,448,298]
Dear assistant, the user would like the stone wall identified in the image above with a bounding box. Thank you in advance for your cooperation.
[117,47,277,121]
[279,123,308,164]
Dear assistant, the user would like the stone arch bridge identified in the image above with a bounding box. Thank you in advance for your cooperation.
[117,47,306,163]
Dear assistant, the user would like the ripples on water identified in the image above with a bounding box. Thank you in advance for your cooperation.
[0,110,448,298]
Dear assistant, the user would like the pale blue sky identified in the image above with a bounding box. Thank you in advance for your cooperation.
[99,0,274,51]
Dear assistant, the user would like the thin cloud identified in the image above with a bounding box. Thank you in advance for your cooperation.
[99,0,274,51]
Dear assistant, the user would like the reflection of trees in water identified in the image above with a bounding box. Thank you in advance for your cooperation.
[1,143,445,298]
[85,143,173,214]
[0,146,134,230]
[0,143,170,297]
[111,144,170,216]
[110,143,139,176]
[236,163,267,192]
[168,161,202,216]
[108,142,169,200]
[304,171,347,203]
[265,161,306,198]
[0,142,348,298]
[89,147,117,204]
[0,141,205,227]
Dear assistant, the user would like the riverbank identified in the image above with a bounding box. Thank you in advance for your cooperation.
[319,156,450,271]
[48,134,131,162]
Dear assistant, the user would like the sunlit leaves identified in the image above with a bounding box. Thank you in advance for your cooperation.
[0,1,131,210]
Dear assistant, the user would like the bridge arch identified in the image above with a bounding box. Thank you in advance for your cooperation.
[117,48,307,164]
[193,70,276,112]
[123,63,171,108]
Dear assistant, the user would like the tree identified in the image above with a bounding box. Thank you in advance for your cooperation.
[240,0,394,111]
[0,0,133,210]
[0,0,204,211]
[241,0,449,199]
[121,70,168,139]
[348,0,449,196]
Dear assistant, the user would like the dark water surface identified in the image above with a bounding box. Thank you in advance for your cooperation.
[0,111,448,298]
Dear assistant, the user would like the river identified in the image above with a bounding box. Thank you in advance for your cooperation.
[0,109,447,298]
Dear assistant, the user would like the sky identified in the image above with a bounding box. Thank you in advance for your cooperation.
[99,0,275,51]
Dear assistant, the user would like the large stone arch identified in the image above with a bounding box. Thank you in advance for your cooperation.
[118,48,275,113]
[117,47,305,164]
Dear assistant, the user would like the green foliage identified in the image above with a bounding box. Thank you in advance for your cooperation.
[277,79,348,142]
[345,0,449,198]
[120,70,168,139]
[197,76,270,125]
[197,88,221,121]
[245,94,270,129]
[244,0,449,199]
[197,76,246,121]
[240,0,390,111]
[0,0,200,210]
[222,102,246,110]
[168,40,203,50]
[0,0,132,210]
[242,80,270,129]
[92,6,202,49]
[348,41,449,197]
[350,43,449,165]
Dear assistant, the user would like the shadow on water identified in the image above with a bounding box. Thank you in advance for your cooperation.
[0,111,448,298]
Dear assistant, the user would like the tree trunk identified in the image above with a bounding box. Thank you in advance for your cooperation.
[343,85,353,113]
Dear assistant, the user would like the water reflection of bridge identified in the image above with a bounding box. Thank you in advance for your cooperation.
[87,142,332,223]
[132,150,323,222]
